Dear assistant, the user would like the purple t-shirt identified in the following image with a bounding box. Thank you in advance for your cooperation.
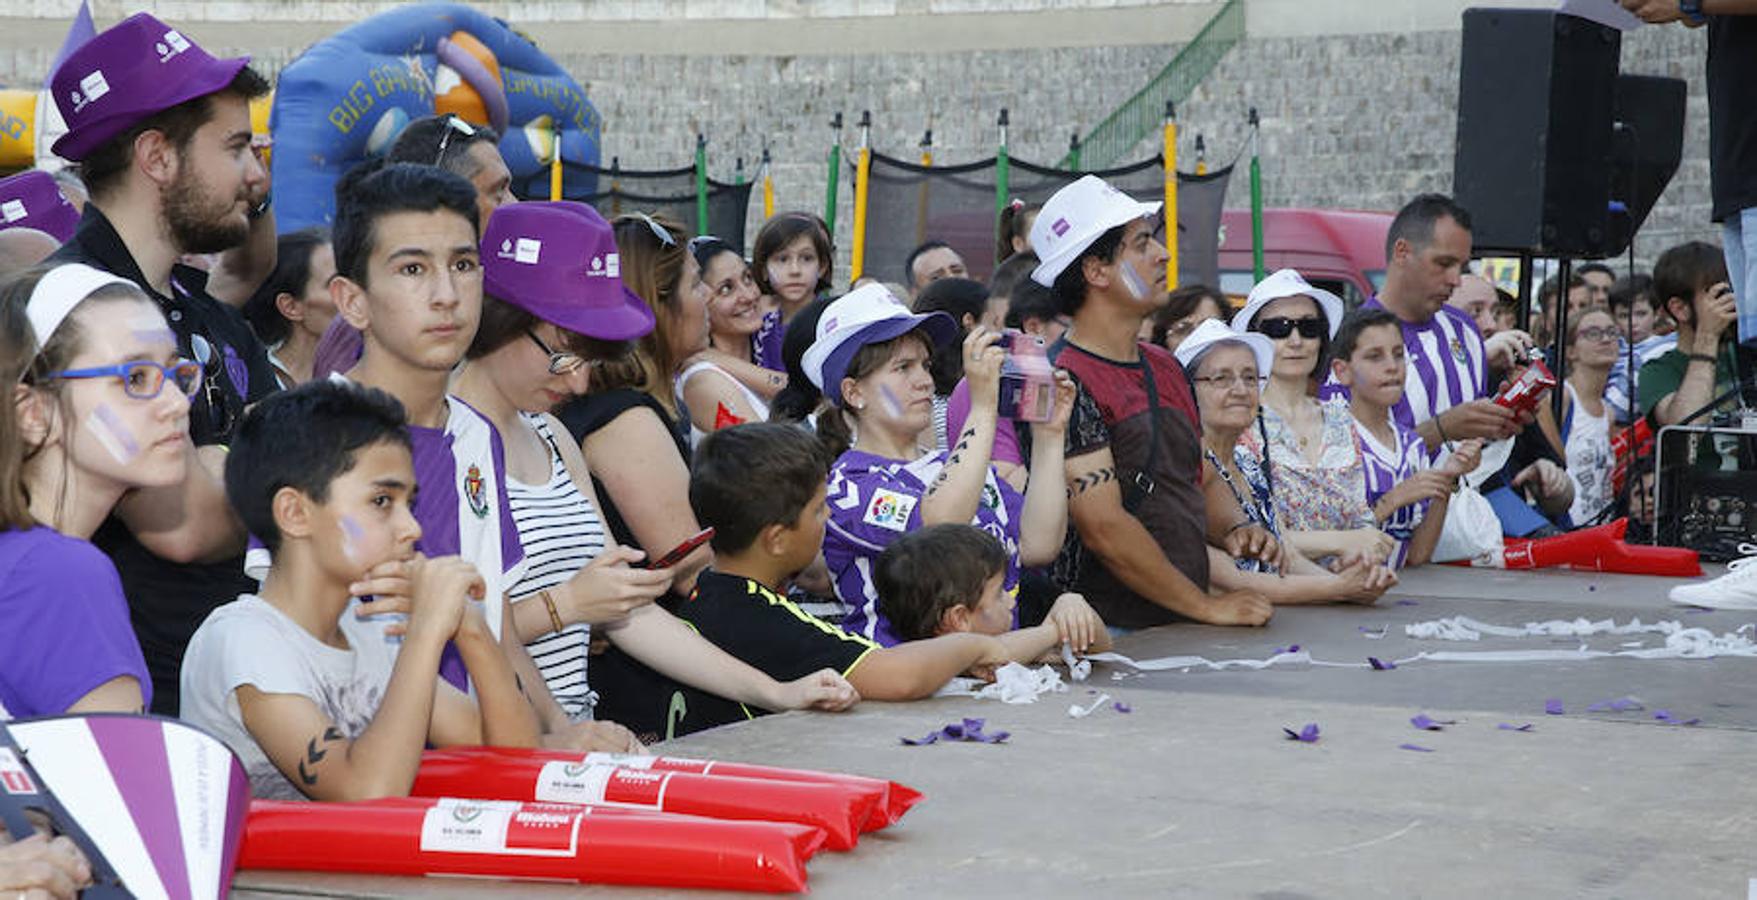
[751,308,785,373]
[823,449,1024,646]
[0,527,150,717]
[1322,299,1486,460]
[311,317,365,382]
[943,378,1024,467]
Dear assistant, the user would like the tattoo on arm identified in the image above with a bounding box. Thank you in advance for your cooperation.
[296,726,344,787]
[926,427,979,498]
[1068,467,1116,498]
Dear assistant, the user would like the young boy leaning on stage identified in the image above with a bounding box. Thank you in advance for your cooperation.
[592,422,1008,742]
[180,380,540,801]
[1330,308,1482,568]
[877,524,1112,660]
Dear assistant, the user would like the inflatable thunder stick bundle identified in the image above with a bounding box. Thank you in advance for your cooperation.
[240,797,823,893]
[415,750,888,851]
[421,747,923,832]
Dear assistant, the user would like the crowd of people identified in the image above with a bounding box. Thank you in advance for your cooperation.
[0,8,1753,897]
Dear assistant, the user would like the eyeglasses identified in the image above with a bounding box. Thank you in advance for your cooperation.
[526,330,586,376]
[46,359,203,400]
[1191,371,1264,391]
[1255,316,1325,340]
[434,115,476,167]
[1575,326,1619,344]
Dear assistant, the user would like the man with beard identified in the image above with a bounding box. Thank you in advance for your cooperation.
[47,13,276,714]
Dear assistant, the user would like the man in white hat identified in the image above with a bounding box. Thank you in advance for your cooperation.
[1030,175,1274,631]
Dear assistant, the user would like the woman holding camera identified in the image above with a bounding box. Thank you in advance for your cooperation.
[807,285,1074,646]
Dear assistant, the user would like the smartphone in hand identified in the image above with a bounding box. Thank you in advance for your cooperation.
[636,528,715,569]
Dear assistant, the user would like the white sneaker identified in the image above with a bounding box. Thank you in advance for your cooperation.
[1669,544,1757,610]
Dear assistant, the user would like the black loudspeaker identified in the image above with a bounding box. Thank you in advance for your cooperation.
[1454,9,1622,257]
[1606,74,1687,256]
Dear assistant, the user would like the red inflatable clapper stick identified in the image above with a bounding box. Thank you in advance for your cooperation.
[413,756,876,851]
[238,797,822,893]
[423,747,922,832]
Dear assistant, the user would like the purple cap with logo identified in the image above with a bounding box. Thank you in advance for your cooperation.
[51,13,250,161]
[0,171,80,242]
[482,201,656,341]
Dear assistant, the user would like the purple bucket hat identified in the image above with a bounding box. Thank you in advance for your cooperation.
[51,13,250,161]
[482,201,657,341]
[0,171,80,242]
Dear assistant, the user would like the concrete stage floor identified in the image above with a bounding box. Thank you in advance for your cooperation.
[234,564,1757,898]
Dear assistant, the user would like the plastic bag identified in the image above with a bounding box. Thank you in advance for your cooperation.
[1433,484,1503,563]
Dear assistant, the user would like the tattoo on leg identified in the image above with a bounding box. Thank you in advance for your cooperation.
[296,726,345,786]
[1067,467,1116,497]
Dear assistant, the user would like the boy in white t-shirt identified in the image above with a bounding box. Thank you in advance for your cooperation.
[181,380,539,800]
[1330,308,1481,568]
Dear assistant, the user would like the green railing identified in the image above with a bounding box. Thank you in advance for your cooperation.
[1061,0,1244,170]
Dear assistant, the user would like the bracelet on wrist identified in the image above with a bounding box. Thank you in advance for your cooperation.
[1433,413,1450,444]
[539,589,565,635]
[1685,352,1718,365]
[1225,519,1254,535]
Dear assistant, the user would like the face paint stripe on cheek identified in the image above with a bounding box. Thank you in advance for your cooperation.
[87,403,141,463]
[339,515,366,564]
[1119,263,1149,301]
[878,384,904,419]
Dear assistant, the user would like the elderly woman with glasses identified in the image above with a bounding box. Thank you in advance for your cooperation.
[1559,306,1619,524]
[1177,320,1396,605]
[1236,269,1394,568]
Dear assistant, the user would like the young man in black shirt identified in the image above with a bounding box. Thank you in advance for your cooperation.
[47,13,278,713]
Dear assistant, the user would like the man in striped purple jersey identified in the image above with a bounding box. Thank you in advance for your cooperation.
[1326,194,1574,529]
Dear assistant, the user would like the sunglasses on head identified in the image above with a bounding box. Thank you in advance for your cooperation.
[1255,316,1326,340]
[619,213,676,248]
[433,115,477,167]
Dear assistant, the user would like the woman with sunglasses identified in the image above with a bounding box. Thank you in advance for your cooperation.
[1177,320,1395,604]
[1559,307,1618,525]
[0,263,203,717]
[455,204,855,744]
[1234,270,1393,567]
[676,236,772,443]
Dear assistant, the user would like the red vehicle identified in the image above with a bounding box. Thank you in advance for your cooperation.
[1215,208,1393,311]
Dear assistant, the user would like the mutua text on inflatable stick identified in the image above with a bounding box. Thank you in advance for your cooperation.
[239,797,822,893]
[422,746,924,832]
[413,752,878,851]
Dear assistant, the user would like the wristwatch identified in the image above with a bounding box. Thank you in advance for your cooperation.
[1680,0,1707,25]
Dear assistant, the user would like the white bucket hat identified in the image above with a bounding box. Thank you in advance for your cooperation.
[1029,174,1162,287]
[1230,268,1345,338]
[802,283,958,407]
[1175,318,1275,382]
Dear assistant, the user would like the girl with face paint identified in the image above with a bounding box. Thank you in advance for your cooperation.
[1,263,201,718]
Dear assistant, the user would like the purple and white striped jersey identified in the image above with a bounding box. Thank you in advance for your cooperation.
[1325,299,1487,456]
[1353,413,1431,570]
[823,449,1023,647]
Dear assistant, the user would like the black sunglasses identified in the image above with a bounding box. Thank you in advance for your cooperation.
[1255,316,1325,340]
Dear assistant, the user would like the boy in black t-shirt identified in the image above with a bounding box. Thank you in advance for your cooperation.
[592,423,1008,743]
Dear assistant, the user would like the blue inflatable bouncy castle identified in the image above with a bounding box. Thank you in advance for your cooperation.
[271,2,601,230]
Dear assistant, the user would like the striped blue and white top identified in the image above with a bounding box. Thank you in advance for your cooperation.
[506,413,608,720]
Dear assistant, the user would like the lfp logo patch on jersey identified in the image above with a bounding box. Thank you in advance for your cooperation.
[464,464,489,519]
[863,489,917,533]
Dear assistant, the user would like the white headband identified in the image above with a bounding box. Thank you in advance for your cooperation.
[25,263,139,348]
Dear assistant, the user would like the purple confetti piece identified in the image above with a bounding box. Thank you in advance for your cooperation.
[1283,723,1320,743]
[1398,743,1435,753]
[1409,713,1455,731]
[1113,701,1132,714]
[1368,657,1396,671]
[901,717,1010,746]
[1498,723,1535,732]
[1394,599,1419,607]
[1611,697,1644,712]
[1652,710,1699,726]
[1586,700,1613,713]
[1358,625,1387,637]
[1271,644,1301,655]
[1545,699,1565,715]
